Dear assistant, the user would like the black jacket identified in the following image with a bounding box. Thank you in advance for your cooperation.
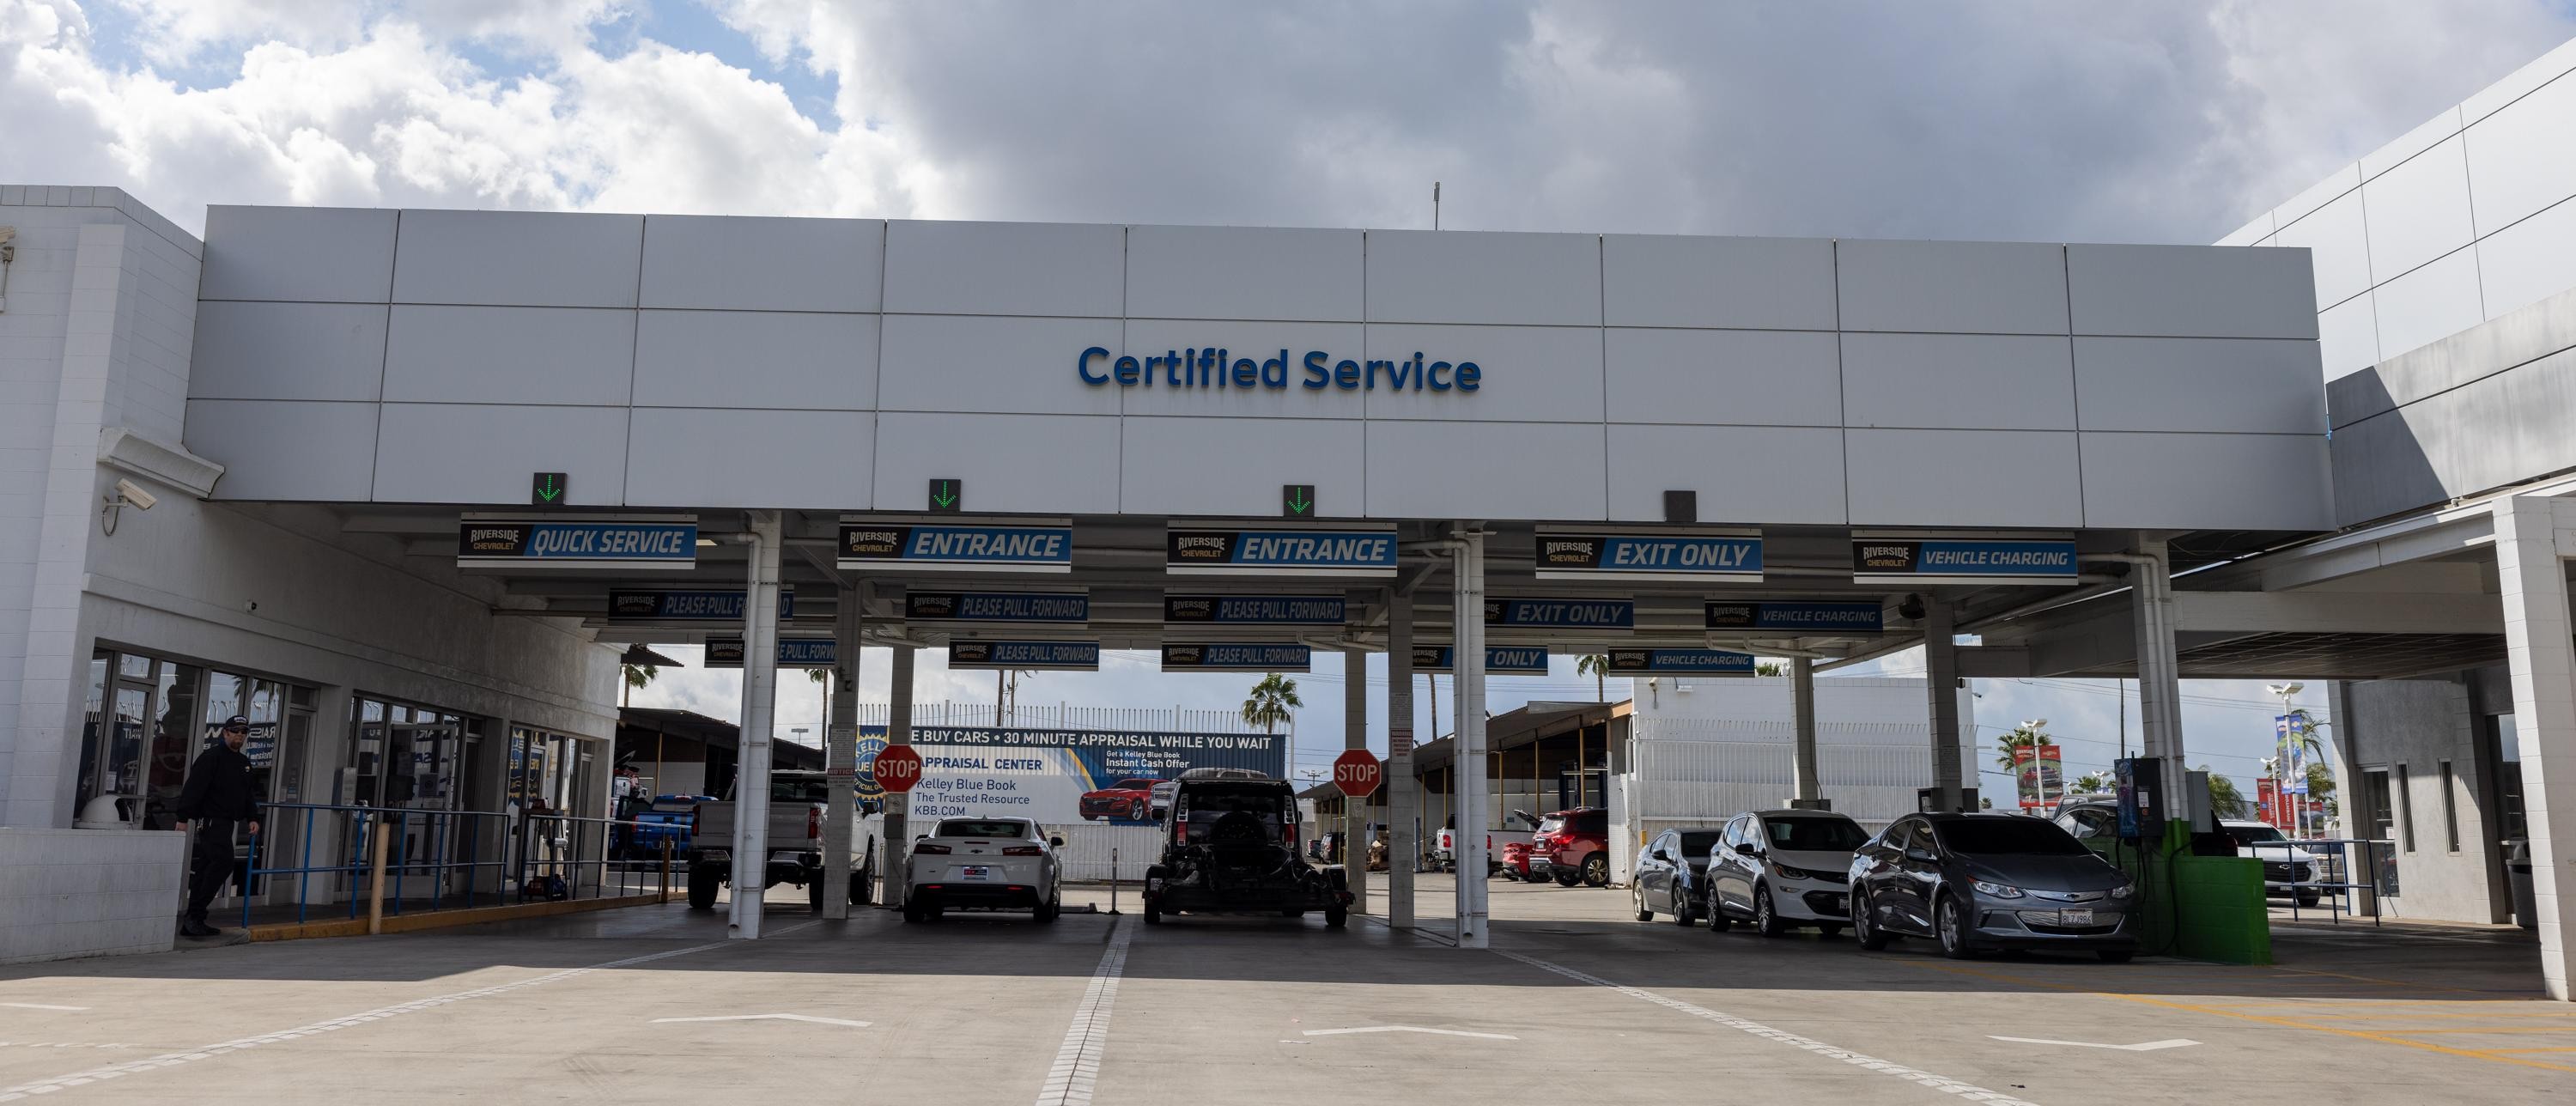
[176,743,258,823]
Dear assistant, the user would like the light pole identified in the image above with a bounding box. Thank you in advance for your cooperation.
[2020,718,2050,814]
[2265,684,2305,838]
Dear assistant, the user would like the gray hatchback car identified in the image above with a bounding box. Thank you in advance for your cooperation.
[1848,812,2139,963]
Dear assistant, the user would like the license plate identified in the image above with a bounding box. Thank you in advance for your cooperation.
[961,866,993,880]
[2060,908,2093,926]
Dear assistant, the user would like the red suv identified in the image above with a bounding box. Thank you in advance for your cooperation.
[1532,808,1610,887]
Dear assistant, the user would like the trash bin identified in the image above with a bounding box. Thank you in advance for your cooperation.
[2505,838,2537,930]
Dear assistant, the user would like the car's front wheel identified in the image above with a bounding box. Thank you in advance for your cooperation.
[1936,893,1978,959]
[1673,884,1697,927]
[1853,890,1891,951]
[1753,884,1788,938]
[1634,885,1655,922]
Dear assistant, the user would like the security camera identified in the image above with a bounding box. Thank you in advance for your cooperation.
[0,226,15,247]
[114,478,157,510]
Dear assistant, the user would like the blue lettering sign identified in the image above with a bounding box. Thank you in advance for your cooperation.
[1485,598,1636,630]
[1704,601,1884,634]
[1535,531,1763,581]
[1167,527,1398,578]
[1852,538,2078,583]
[1160,642,1313,672]
[1605,648,1756,675]
[948,641,1101,671]
[1163,594,1346,625]
[1084,348,1480,394]
[840,523,1074,574]
[1410,647,1550,674]
[458,517,697,571]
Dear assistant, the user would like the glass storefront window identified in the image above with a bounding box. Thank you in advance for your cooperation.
[76,657,109,811]
[144,662,205,829]
[69,649,313,830]
[118,653,154,681]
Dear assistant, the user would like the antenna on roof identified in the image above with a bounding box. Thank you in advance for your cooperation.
[1433,182,1442,230]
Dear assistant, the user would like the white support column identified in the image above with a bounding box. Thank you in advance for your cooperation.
[2494,495,2576,1000]
[885,644,917,911]
[1452,525,1490,948]
[1922,598,1965,811]
[1386,589,1416,929]
[822,585,862,920]
[728,510,784,940]
[1791,656,1823,807]
[1342,646,1370,915]
[2127,541,2189,809]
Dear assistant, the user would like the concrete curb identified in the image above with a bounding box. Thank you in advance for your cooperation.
[246,892,670,942]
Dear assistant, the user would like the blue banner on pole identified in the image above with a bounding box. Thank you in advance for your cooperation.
[894,726,1291,824]
[1704,600,1885,634]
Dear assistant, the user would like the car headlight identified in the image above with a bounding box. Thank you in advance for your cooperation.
[2109,882,2135,901]
[1971,880,2025,898]
[1769,860,1814,881]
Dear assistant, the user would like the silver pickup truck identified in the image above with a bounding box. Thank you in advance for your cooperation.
[688,770,882,912]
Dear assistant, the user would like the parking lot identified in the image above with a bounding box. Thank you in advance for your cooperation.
[0,877,2562,1105]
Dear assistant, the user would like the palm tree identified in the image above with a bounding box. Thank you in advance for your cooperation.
[1755,660,1787,677]
[1574,653,1609,702]
[2071,772,2111,796]
[621,663,657,708]
[1242,672,1302,733]
[2200,765,2251,819]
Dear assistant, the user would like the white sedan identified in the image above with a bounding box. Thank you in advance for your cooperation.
[902,817,1064,923]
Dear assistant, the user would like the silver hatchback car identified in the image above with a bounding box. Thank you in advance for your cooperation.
[1848,812,2139,963]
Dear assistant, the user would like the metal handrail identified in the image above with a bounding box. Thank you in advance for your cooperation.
[2269,836,2396,927]
[240,801,670,930]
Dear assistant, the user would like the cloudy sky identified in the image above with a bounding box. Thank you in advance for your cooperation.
[13,0,2572,795]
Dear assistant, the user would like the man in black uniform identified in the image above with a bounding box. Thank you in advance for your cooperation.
[174,714,260,938]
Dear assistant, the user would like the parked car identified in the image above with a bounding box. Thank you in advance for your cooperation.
[1531,807,1610,887]
[1632,826,1727,926]
[1433,809,1542,876]
[1498,840,1534,880]
[1704,809,1869,937]
[613,793,713,861]
[1143,774,1352,927]
[1079,777,1163,822]
[1850,812,2138,963]
[688,771,881,913]
[902,817,1063,923]
[1149,766,1269,819]
[2219,819,2327,907]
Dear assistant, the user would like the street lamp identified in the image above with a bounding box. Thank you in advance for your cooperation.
[2020,718,2050,813]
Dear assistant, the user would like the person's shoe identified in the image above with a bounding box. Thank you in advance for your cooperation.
[179,920,221,939]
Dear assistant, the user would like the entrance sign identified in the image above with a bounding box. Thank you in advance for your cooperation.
[1485,598,1634,630]
[901,726,1288,823]
[610,589,793,622]
[1534,528,1762,582]
[837,520,1073,573]
[1166,526,1397,577]
[1705,601,1884,634]
[1334,749,1383,798]
[1410,646,1551,674]
[1604,648,1756,675]
[904,591,1090,623]
[458,515,696,571]
[947,641,1101,671]
[873,745,924,793]
[705,636,835,668]
[1161,643,1312,672]
[1852,534,2078,585]
[1163,594,1347,626]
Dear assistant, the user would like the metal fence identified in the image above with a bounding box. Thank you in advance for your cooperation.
[242,802,670,928]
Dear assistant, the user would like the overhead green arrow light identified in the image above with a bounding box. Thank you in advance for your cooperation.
[1282,483,1315,518]
[927,477,963,513]
[531,471,568,507]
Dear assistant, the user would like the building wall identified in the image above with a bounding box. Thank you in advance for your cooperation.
[182,206,2331,531]
[2330,676,2507,924]
[2223,38,2576,381]
[0,827,186,964]
[2324,287,2576,525]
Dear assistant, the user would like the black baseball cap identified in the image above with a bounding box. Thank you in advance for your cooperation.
[223,715,250,730]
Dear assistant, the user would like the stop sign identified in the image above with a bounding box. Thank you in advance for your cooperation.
[873,744,924,793]
[1333,749,1382,798]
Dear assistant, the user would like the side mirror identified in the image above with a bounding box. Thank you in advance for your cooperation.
[1650,848,1669,862]
[1049,836,1065,847]
[1734,842,1758,856]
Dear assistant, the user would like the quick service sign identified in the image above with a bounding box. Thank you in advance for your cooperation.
[458,515,696,571]
[1485,598,1635,631]
[1605,648,1757,675]
[904,591,1090,623]
[900,726,1288,824]
[1852,533,2079,585]
[1705,601,1885,634]
[1410,646,1551,674]
[609,589,793,621]
[946,641,1101,671]
[1163,594,1347,626]
[1534,528,1762,582]
[1166,526,1396,577]
[704,636,835,668]
[837,519,1073,574]
[1161,642,1312,672]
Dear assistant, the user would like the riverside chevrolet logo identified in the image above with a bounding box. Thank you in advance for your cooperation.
[1078,346,1482,393]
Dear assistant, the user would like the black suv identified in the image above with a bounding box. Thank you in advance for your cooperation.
[1142,775,1352,927]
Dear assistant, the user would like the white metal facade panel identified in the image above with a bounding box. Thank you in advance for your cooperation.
[2079,432,2333,530]
[1844,428,2083,527]
[2067,243,2319,340]
[1605,424,1847,525]
[1833,240,2069,335]
[878,313,1124,416]
[1839,332,2075,430]
[2270,191,2374,310]
[882,220,1124,317]
[1116,320,1369,419]
[1601,327,1840,426]
[2476,199,2576,321]
[2316,291,2383,380]
[1123,225,1363,322]
[872,412,1122,514]
[2362,135,2478,280]
[1599,234,1838,330]
[1119,416,1365,518]
[182,400,380,501]
[2372,249,2488,362]
[382,306,637,405]
[2072,337,2327,434]
[1364,229,1601,326]
[631,310,878,410]
[187,301,387,401]
[2273,162,2361,229]
[1363,421,1605,520]
[2464,68,2576,232]
[1361,323,1601,422]
[388,210,643,308]
[372,404,630,505]
[198,205,396,303]
[2360,106,2466,180]
[624,408,874,510]
[640,215,884,313]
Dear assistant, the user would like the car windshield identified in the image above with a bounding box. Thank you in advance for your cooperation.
[769,776,829,802]
[1935,818,2088,856]
[2226,825,2287,845]
[1180,788,1288,843]
[1677,831,1723,857]
[1765,817,1868,852]
[1535,816,1565,835]
[935,820,1028,838]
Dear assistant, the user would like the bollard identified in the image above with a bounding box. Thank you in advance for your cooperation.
[1109,848,1120,915]
[366,819,392,936]
[660,839,675,903]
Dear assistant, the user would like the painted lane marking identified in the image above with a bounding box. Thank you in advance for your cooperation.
[0,1045,134,1051]
[652,1014,869,1028]
[1034,918,1131,1106]
[0,1005,86,1012]
[0,941,728,1103]
[1302,1025,1518,1040]
[1493,949,2041,1106]
[1988,1036,2198,1052]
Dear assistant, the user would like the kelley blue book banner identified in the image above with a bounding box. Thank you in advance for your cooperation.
[881,726,1287,825]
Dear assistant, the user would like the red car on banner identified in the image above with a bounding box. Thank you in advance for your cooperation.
[1079,777,1163,822]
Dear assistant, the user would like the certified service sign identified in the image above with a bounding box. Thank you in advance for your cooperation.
[458,515,696,571]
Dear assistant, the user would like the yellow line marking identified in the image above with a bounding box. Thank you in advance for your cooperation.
[1900,961,2576,1075]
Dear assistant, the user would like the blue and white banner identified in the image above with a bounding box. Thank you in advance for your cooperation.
[2275,714,2314,794]
[609,589,793,622]
[1410,645,1551,674]
[1852,535,2079,584]
[1604,648,1757,675]
[888,726,1288,824]
[1534,529,1763,582]
[458,516,696,571]
[904,591,1090,623]
[704,636,835,668]
[946,641,1102,671]
[1166,526,1397,577]
[1163,593,1348,625]
[838,520,1073,574]
[1704,600,1885,634]
[1485,598,1635,630]
[1160,642,1313,672]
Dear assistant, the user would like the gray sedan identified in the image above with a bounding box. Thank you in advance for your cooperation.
[1849,812,2139,963]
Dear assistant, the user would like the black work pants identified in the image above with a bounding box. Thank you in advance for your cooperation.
[185,820,236,924]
